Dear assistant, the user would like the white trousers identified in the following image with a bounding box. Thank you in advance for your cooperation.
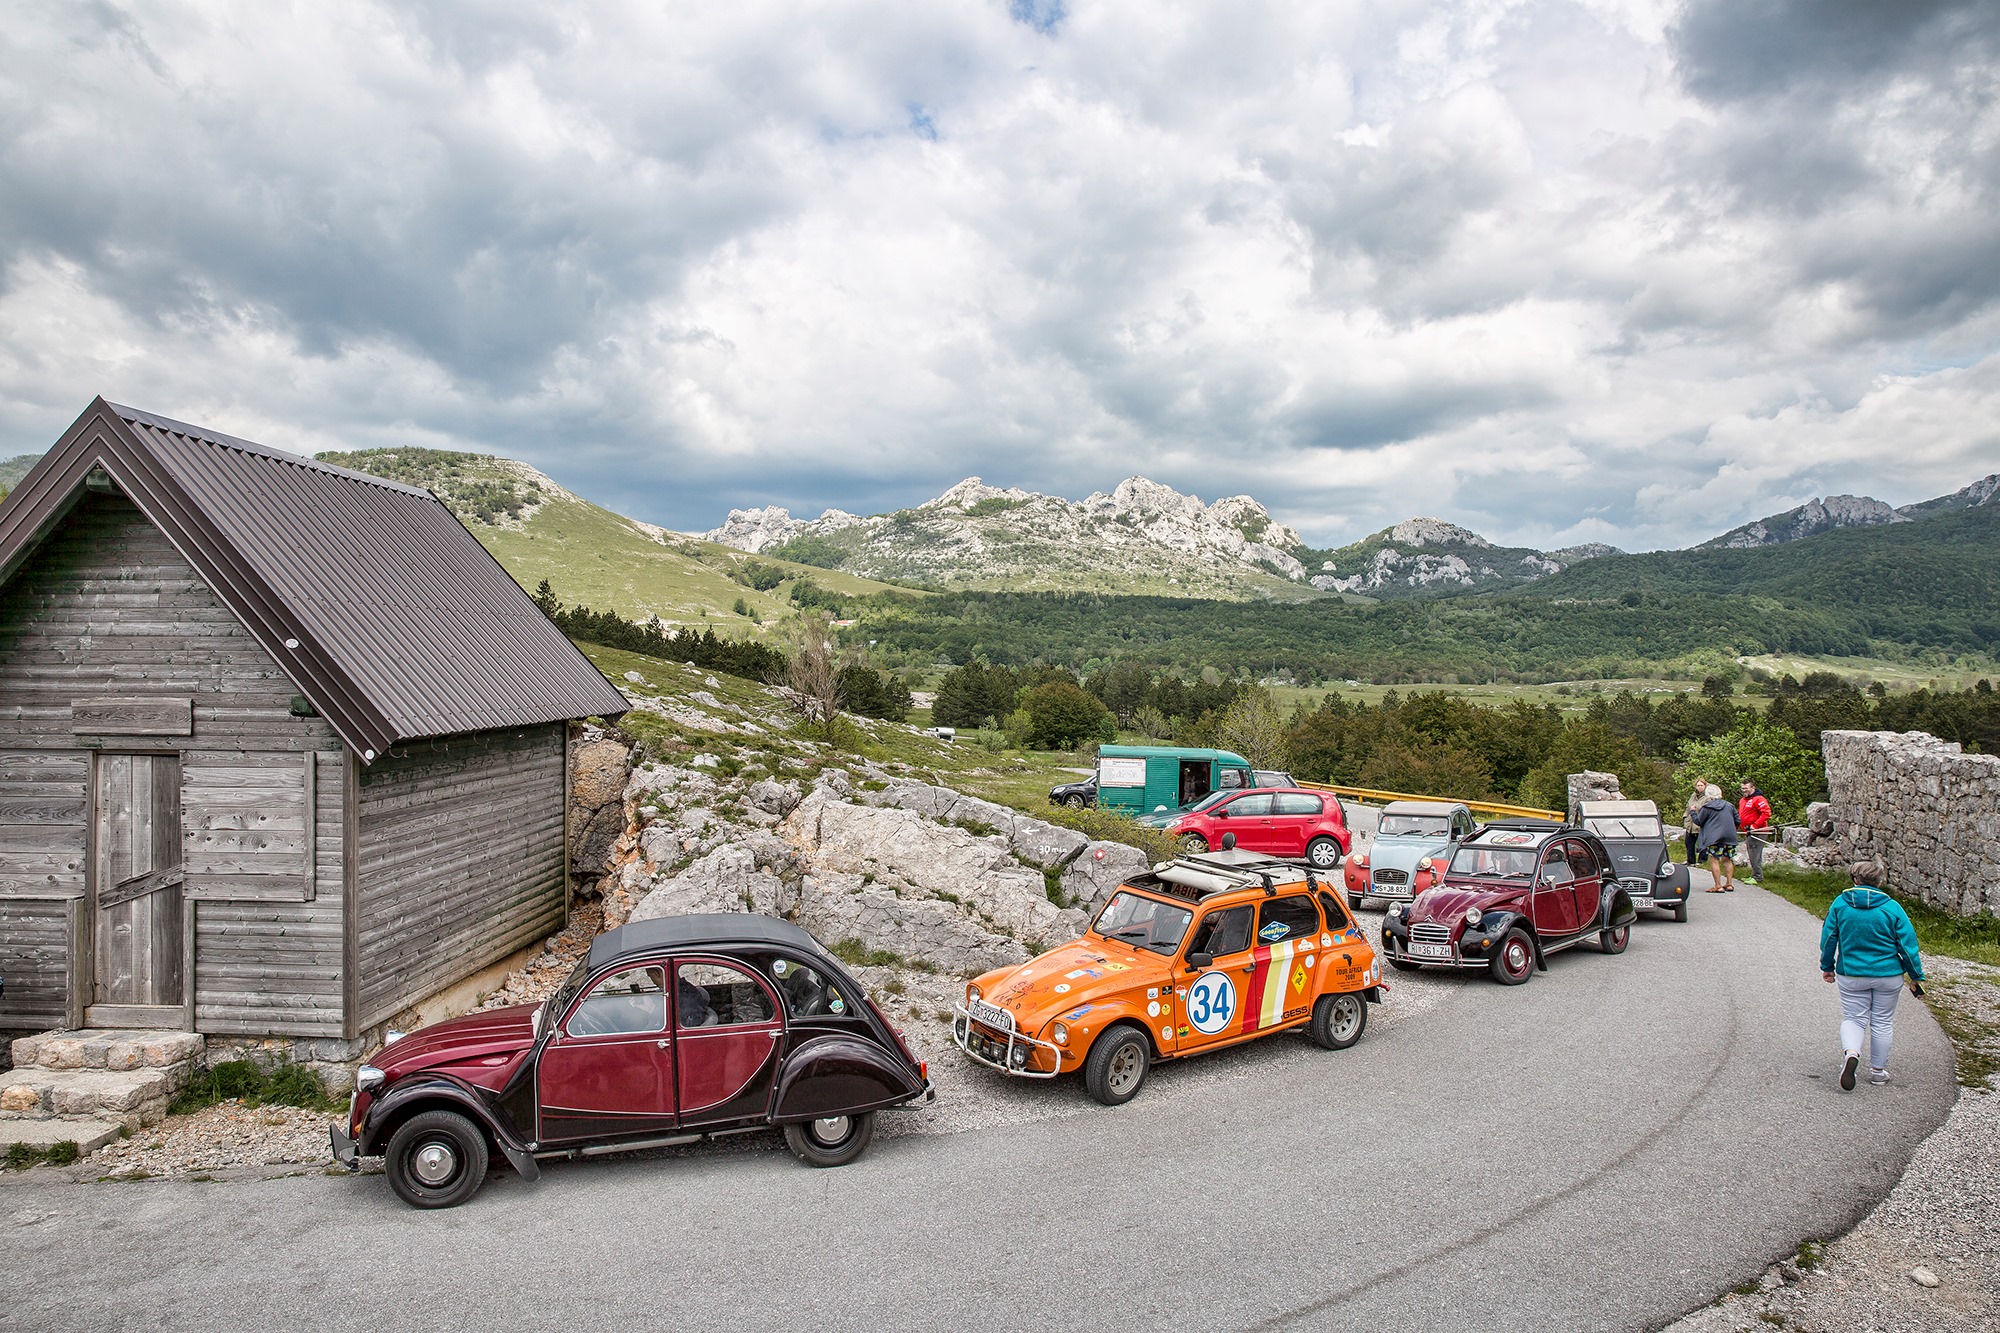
[1837,974,1902,1070]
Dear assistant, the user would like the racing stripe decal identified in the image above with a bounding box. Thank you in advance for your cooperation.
[1240,946,1270,1034]
[1261,941,1295,1028]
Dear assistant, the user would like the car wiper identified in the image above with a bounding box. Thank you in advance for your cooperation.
[1112,927,1152,941]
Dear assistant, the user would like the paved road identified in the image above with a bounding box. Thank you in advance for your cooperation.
[0,885,1955,1332]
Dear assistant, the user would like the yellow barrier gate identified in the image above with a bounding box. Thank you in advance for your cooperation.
[1298,782,1563,823]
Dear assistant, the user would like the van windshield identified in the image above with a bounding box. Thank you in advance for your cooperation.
[1091,892,1194,955]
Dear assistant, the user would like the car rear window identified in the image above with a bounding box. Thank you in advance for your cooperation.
[1257,896,1321,944]
[1274,793,1322,816]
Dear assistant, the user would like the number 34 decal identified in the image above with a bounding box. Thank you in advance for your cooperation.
[1187,972,1237,1035]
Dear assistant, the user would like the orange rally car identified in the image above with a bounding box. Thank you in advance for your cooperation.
[952,850,1385,1104]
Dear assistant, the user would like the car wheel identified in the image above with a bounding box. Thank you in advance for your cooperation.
[1177,833,1209,854]
[1083,1027,1151,1106]
[1669,900,1688,923]
[783,1111,877,1167]
[1489,928,1535,985]
[1063,794,1087,808]
[1347,891,1366,912]
[1309,992,1367,1050]
[1305,837,1342,870]
[1599,924,1630,954]
[385,1109,489,1210]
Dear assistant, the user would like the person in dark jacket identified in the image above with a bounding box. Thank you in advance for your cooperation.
[1694,783,1739,891]
[1820,863,1925,1089]
[1737,781,1773,884]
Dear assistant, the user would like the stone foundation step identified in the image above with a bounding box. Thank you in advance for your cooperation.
[0,1117,123,1157]
[0,1064,185,1131]
[11,1028,203,1072]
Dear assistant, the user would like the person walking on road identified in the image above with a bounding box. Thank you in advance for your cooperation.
[1694,784,1739,891]
[1737,780,1773,884]
[1820,863,1925,1090]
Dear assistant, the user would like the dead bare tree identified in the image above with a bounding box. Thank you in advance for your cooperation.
[782,613,842,739]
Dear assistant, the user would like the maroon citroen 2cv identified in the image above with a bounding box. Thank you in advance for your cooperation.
[332,914,932,1207]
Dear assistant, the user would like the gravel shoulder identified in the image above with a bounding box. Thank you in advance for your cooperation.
[1663,955,2000,1333]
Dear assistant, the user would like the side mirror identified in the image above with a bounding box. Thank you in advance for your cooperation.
[1187,951,1214,971]
[1213,807,1230,818]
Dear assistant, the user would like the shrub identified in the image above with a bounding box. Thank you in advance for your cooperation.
[1675,717,1826,823]
[170,1059,342,1115]
[1020,680,1111,750]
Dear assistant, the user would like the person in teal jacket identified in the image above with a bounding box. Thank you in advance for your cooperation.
[1819,862,1925,1090]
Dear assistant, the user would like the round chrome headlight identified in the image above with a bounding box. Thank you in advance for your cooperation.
[1051,1022,1069,1047]
[1463,906,1483,928]
[1418,857,1433,870]
[966,984,982,1003]
[355,1064,385,1094]
[1388,902,1404,917]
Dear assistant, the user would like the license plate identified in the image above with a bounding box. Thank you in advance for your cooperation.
[1411,942,1454,959]
[969,1000,1012,1031]
[1630,896,1653,907]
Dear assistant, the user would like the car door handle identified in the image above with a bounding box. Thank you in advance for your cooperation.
[656,1039,670,1049]
[1239,965,1255,973]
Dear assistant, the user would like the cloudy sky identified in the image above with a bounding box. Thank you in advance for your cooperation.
[2,0,1996,552]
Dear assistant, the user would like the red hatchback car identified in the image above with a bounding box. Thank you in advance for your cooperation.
[1164,788,1351,870]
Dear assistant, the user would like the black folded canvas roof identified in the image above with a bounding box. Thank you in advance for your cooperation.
[0,397,627,759]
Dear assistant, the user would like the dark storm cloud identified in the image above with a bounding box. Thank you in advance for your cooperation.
[1672,0,1998,104]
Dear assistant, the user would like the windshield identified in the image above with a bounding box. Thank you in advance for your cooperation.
[1586,816,1663,839]
[1184,791,1233,814]
[1091,891,1194,955]
[546,955,595,1027]
[1380,814,1449,837]
[1449,846,1540,879]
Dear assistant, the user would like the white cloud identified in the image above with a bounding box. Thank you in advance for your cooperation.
[0,0,1995,552]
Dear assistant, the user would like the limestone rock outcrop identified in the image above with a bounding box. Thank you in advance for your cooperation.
[1822,730,2000,919]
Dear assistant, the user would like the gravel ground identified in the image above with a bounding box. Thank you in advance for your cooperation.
[1663,956,2000,1333]
[81,1101,346,1183]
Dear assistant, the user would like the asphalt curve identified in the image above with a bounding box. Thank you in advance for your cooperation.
[0,885,1955,1333]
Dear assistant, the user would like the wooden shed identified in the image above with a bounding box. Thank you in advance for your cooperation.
[0,399,627,1048]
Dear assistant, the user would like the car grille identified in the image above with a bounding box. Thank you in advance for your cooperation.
[1372,869,1409,886]
[1410,922,1453,947]
[1619,877,1654,893]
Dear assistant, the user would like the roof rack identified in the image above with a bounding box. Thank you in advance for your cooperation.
[1134,854,1310,902]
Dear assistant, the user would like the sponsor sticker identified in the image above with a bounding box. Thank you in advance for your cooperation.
[1147,1000,1160,1018]
[1259,921,1291,942]
[1161,1026,1173,1041]
[1290,963,1309,992]
[1054,984,1070,994]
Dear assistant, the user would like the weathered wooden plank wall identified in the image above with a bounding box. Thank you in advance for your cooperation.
[354,724,566,1031]
[0,493,348,1035]
[0,899,72,1027]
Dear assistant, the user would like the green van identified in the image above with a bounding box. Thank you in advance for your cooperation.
[1094,745,1255,816]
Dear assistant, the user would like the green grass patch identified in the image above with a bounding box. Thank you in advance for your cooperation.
[1760,864,2000,967]
[830,937,906,969]
[1921,976,2000,1090]
[169,1060,343,1116]
[5,1139,80,1170]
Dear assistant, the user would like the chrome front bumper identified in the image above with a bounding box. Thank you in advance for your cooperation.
[951,1002,1063,1079]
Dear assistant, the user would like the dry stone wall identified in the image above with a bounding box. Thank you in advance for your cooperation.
[1822,730,2000,920]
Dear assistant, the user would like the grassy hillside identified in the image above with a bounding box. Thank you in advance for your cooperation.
[1519,503,2000,655]
[317,447,914,629]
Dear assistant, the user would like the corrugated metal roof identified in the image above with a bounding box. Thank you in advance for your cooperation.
[0,397,627,758]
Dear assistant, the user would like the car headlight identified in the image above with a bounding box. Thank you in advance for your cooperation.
[1418,857,1433,870]
[1354,853,1368,867]
[1051,1022,1069,1046]
[355,1065,385,1094]
[966,984,982,1003]
[1463,906,1483,928]
[1388,902,1404,917]
[1660,858,1672,875]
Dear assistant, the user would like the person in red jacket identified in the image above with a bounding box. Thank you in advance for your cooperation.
[1738,781,1773,884]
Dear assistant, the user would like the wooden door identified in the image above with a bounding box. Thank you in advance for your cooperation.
[92,753,185,1015]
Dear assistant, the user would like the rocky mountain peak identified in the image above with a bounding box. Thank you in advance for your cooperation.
[1389,517,1494,548]
[1702,494,1910,549]
[925,478,1040,511]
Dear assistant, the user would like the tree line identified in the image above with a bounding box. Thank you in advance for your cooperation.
[531,582,910,721]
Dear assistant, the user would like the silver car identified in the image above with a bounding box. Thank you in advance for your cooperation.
[1346,800,1477,908]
